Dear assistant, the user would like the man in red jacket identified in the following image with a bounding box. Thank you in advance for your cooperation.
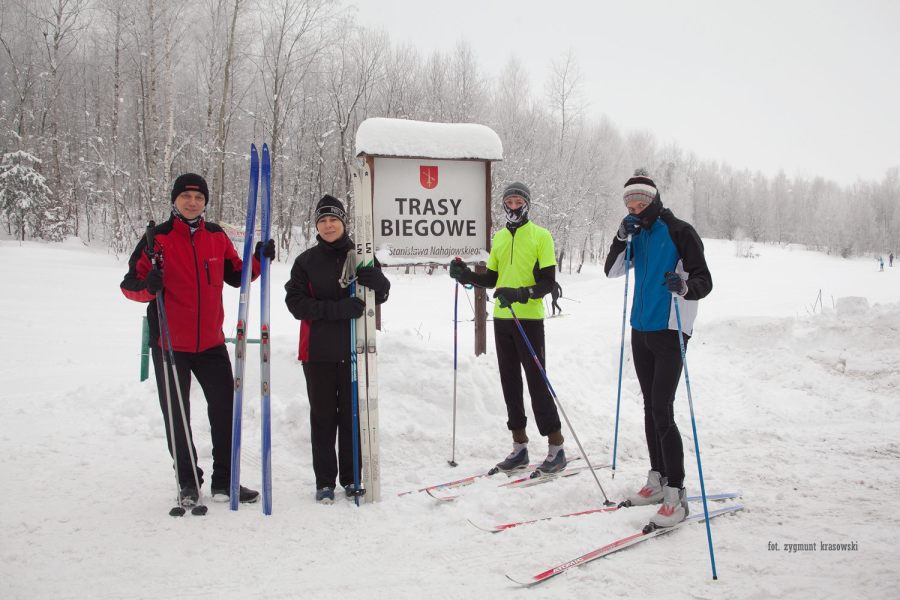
[121,173,274,506]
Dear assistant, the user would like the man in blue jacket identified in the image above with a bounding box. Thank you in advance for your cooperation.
[604,169,712,527]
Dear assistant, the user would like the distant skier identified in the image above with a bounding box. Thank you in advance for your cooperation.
[890,252,894,267]
[604,169,712,527]
[550,282,563,316]
[449,182,567,476]
[121,173,271,507]
[879,256,884,271]
[284,195,390,504]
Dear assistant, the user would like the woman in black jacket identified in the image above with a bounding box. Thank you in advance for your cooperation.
[284,195,390,504]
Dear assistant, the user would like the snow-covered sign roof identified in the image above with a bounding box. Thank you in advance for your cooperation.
[355,118,503,161]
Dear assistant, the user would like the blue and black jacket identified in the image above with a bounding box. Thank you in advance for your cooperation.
[604,204,712,335]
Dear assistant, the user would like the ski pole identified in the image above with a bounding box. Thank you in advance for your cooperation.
[146,222,206,516]
[506,305,614,506]
[448,281,459,467]
[348,276,362,506]
[611,234,632,478]
[673,294,718,580]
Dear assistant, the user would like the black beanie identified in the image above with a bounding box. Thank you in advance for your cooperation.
[502,181,531,205]
[171,173,209,204]
[623,168,659,205]
[315,194,347,225]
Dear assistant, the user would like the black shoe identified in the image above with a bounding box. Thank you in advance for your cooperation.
[344,484,366,498]
[535,447,567,475]
[488,443,529,475]
[210,485,260,504]
[316,487,335,504]
[179,484,199,507]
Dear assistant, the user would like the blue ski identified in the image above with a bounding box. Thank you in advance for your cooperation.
[259,144,273,515]
[229,145,259,511]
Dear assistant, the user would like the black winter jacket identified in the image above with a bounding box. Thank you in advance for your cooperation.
[284,235,389,363]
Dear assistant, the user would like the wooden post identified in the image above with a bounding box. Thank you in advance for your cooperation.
[475,160,493,356]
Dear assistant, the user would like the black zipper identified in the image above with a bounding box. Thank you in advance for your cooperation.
[205,260,211,284]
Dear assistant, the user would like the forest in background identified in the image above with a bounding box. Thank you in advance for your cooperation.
[1,0,897,268]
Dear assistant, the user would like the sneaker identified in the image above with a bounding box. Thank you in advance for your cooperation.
[316,487,335,505]
[179,484,199,507]
[210,485,260,504]
[535,445,567,475]
[649,486,690,528]
[343,484,366,498]
[489,442,529,475]
[622,470,665,507]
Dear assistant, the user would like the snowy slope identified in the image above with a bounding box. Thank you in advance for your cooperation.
[1,238,898,599]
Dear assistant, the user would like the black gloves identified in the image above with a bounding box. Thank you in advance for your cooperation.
[664,272,688,296]
[356,266,390,294]
[329,296,365,320]
[255,239,276,261]
[145,268,164,294]
[493,287,530,308]
[616,214,642,241]
[448,257,472,283]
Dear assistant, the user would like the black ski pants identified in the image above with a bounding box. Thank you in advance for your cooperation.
[494,318,561,437]
[151,344,233,490]
[631,329,688,489]
[302,361,360,489]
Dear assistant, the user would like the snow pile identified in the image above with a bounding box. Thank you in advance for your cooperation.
[1,238,898,598]
[355,118,503,160]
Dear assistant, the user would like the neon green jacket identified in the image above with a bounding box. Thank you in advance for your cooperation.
[486,221,557,320]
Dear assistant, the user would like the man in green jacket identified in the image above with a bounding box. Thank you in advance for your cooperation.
[449,182,565,475]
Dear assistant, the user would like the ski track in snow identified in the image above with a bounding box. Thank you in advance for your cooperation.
[1,238,898,599]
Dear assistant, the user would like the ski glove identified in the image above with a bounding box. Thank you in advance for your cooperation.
[328,296,366,320]
[254,239,276,261]
[145,268,164,294]
[356,266,390,294]
[493,287,530,308]
[448,257,471,283]
[616,214,642,241]
[664,272,688,296]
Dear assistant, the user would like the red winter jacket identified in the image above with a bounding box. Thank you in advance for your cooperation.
[121,215,259,352]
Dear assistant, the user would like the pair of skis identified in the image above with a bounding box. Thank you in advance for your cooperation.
[230,143,273,515]
[505,503,744,586]
[348,165,381,504]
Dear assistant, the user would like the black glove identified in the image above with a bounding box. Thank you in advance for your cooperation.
[254,239,276,261]
[448,258,472,283]
[356,266,389,294]
[616,214,642,241]
[145,268,164,294]
[664,272,688,296]
[330,296,365,320]
[493,287,530,308]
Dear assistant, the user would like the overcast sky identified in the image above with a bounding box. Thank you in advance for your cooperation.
[351,0,900,185]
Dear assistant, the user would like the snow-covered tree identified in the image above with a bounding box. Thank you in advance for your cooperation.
[0,150,61,240]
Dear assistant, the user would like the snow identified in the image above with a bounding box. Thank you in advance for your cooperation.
[355,117,503,160]
[1,237,898,598]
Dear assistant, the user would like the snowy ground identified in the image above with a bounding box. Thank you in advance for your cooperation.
[1,237,898,599]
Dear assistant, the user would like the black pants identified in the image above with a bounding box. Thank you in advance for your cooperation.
[494,318,561,436]
[631,329,688,489]
[151,344,234,490]
[302,361,359,489]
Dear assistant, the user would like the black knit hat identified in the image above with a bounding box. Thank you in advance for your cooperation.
[623,168,659,205]
[315,194,347,225]
[502,181,531,204]
[501,181,531,226]
[171,173,209,204]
